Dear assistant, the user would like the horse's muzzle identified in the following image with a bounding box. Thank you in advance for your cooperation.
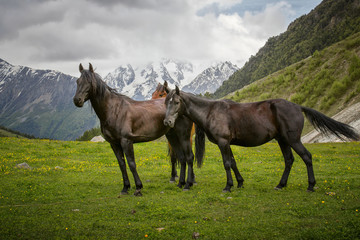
[73,97,84,107]
[164,117,176,128]
[164,118,175,128]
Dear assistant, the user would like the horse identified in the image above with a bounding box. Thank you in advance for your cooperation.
[151,82,201,182]
[163,86,359,192]
[73,64,204,196]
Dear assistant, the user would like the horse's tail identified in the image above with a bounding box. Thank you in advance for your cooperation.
[195,124,205,168]
[301,106,359,141]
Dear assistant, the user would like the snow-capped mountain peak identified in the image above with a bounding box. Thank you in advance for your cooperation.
[182,61,239,94]
[104,59,200,100]
[104,59,238,100]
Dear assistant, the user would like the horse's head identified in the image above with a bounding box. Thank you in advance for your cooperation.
[151,81,170,99]
[73,63,96,107]
[164,85,184,128]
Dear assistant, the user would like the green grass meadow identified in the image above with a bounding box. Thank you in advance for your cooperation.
[0,137,359,239]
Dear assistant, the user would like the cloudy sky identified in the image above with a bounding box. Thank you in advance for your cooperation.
[0,0,322,77]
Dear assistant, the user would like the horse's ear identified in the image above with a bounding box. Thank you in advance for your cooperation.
[89,63,94,73]
[164,81,170,93]
[79,64,84,73]
[175,85,180,95]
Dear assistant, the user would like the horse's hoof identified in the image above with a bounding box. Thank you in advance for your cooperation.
[183,188,190,191]
[134,190,143,196]
[307,188,315,193]
[274,186,282,191]
[222,189,231,193]
[120,191,129,195]
[169,180,176,183]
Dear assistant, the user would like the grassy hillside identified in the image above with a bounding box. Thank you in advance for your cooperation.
[0,126,34,139]
[215,0,360,98]
[0,138,359,239]
[226,32,360,119]
[0,129,24,138]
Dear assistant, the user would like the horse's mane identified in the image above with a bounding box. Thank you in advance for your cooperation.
[82,69,131,100]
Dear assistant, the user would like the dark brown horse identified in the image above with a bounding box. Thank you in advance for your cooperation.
[164,86,359,192]
[151,82,201,182]
[73,64,204,195]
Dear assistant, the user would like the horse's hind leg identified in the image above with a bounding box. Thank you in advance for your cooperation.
[275,139,295,190]
[290,141,316,192]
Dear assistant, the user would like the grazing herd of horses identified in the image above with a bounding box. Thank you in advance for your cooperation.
[74,63,359,196]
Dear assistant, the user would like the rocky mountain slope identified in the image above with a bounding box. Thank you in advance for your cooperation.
[302,102,360,143]
[182,61,238,94]
[0,58,98,140]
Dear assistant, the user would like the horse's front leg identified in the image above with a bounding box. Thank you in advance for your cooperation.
[181,140,195,191]
[218,140,234,192]
[110,143,130,195]
[121,139,143,196]
[169,144,178,183]
[229,148,244,188]
[166,133,187,189]
[178,159,187,188]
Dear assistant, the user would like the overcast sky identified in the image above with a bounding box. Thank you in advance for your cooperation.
[0,0,322,77]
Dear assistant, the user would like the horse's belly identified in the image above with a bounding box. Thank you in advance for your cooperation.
[231,137,270,147]
[231,128,276,147]
[131,128,169,143]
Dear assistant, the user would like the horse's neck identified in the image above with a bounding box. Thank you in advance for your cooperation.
[90,89,124,122]
[183,94,211,127]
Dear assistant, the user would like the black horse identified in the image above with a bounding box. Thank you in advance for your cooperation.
[151,82,205,183]
[164,86,359,192]
[73,64,204,196]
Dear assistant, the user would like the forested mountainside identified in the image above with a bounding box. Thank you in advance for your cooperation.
[226,32,360,132]
[215,0,360,98]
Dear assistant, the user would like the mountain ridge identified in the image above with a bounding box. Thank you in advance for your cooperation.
[226,31,360,134]
[0,58,238,139]
[0,58,98,140]
[104,59,238,100]
[214,0,360,98]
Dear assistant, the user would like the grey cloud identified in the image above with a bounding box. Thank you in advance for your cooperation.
[0,0,322,77]
[0,0,67,41]
[85,0,188,12]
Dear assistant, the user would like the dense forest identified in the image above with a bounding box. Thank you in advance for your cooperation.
[214,0,360,98]
[76,127,102,141]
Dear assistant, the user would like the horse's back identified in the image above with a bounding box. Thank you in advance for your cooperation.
[225,99,303,146]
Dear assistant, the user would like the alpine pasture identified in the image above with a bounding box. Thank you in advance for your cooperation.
[0,137,359,239]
